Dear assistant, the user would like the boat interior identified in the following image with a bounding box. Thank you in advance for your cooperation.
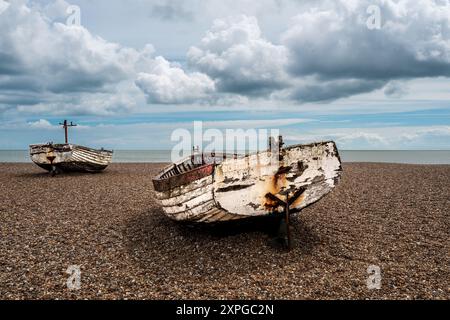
[159,152,231,180]
[158,137,287,180]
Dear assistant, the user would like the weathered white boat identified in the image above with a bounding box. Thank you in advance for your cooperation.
[153,138,342,225]
[29,120,113,174]
[30,143,113,174]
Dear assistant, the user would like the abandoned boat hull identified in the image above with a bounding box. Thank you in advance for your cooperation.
[153,141,342,223]
[29,143,113,173]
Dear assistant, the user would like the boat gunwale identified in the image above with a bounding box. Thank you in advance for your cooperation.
[285,140,342,167]
[153,163,215,192]
[29,143,113,155]
[152,140,341,193]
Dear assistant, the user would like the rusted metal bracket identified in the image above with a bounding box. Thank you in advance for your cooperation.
[266,193,292,250]
[265,187,306,250]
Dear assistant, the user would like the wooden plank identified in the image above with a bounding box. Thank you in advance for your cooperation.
[169,200,216,221]
[154,175,213,200]
[160,184,214,207]
[162,192,214,215]
[196,208,225,223]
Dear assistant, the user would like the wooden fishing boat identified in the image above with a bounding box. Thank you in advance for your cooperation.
[153,138,342,228]
[29,120,113,174]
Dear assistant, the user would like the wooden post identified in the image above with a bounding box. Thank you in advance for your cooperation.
[265,192,294,251]
[59,120,77,144]
[278,135,284,161]
[285,198,291,251]
[63,120,68,143]
[268,136,274,152]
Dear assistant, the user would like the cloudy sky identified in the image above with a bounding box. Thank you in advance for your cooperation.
[1,0,450,150]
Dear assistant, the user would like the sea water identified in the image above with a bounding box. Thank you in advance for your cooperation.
[1,150,449,164]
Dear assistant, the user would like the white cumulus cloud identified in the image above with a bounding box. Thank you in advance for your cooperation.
[135,56,215,104]
[188,15,289,96]
[28,119,57,129]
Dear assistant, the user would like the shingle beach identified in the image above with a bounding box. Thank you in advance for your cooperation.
[0,163,448,299]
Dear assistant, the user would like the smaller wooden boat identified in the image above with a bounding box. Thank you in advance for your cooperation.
[29,120,113,174]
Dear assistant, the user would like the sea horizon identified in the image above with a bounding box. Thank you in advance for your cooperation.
[2,149,450,164]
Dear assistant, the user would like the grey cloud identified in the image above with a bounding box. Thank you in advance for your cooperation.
[216,77,287,97]
[282,0,450,82]
[0,76,44,92]
[0,93,43,106]
[384,81,409,98]
[288,78,387,103]
[185,1,450,103]
[0,52,26,76]
[150,1,193,21]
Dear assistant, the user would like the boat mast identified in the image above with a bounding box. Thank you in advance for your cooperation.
[59,120,77,144]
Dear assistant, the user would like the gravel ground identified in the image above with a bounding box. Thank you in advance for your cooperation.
[0,163,449,300]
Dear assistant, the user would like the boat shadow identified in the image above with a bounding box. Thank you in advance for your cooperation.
[177,215,321,252]
[15,170,108,179]
[123,208,321,276]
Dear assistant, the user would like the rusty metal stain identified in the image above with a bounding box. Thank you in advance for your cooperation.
[261,172,288,211]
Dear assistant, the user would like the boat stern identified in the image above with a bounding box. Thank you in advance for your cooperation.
[29,143,73,169]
